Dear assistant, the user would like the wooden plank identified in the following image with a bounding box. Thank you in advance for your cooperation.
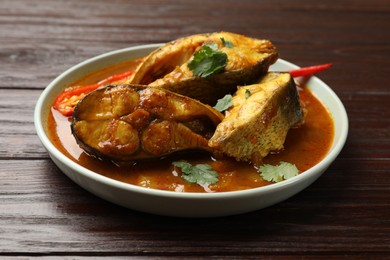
[0,89,48,158]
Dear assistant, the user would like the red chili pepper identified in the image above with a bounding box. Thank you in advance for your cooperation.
[96,70,134,85]
[53,70,134,116]
[289,63,332,78]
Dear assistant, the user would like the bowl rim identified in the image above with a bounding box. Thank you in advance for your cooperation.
[34,43,349,200]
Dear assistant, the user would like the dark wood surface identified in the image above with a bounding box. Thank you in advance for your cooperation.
[1,0,389,258]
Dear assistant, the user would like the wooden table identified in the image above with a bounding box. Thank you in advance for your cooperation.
[1,0,389,258]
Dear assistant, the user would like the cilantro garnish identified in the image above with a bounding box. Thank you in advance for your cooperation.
[259,162,299,183]
[245,89,251,99]
[188,43,227,78]
[221,37,234,48]
[213,94,233,112]
[173,161,219,186]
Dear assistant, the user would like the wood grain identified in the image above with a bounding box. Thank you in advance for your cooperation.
[0,0,389,258]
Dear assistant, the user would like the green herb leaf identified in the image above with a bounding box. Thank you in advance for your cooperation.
[213,94,233,112]
[188,43,227,78]
[173,161,219,186]
[245,89,251,99]
[259,162,299,183]
[221,37,234,48]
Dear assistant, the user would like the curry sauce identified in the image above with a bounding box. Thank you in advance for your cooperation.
[47,60,334,193]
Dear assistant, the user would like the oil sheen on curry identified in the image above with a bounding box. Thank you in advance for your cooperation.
[49,32,334,193]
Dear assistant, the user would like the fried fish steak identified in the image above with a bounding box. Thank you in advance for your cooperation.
[208,72,303,164]
[128,31,278,105]
[71,84,224,161]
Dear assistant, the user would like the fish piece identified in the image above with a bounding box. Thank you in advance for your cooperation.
[208,72,303,164]
[71,84,224,161]
[128,32,278,105]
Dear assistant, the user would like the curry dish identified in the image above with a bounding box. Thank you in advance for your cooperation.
[48,32,334,193]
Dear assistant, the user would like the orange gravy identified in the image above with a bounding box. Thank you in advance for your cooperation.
[47,60,334,193]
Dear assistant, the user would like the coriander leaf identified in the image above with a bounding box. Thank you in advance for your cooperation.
[173,161,219,186]
[245,89,251,99]
[259,161,299,183]
[213,94,233,112]
[221,37,234,48]
[188,43,227,78]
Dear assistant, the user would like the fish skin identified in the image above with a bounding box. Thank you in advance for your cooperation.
[208,72,303,165]
[71,84,223,161]
[128,32,278,105]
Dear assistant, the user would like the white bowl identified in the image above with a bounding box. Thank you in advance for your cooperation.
[34,44,348,217]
